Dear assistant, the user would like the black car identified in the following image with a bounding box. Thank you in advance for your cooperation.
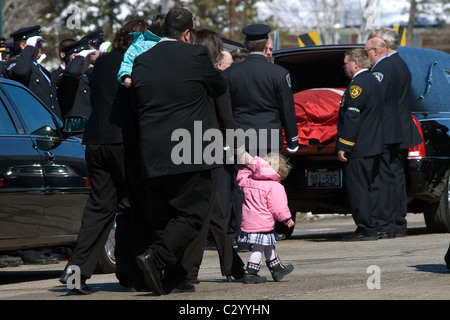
[0,78,114,273]
[273,45,450,236]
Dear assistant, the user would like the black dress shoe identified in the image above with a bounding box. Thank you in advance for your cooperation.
[71,283,92,295]
[59,266,78,284]
[136,250,164,295]
[187,278,200,284]
[444,245,450,269]
[166,281,195,294]
[342,232,377,241]
[377,231,395,239]
[396,231,407,237]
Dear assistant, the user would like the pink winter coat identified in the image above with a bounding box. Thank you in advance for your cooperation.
[237,156,293,233]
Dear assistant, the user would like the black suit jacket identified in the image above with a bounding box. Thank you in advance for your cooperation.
[224,53,299,152]
[389,52,423,149]
[132,40,227,178]
[337,70,384,158]
[82,50,132,145]
[7,46,62,119]
[371,57,404,145]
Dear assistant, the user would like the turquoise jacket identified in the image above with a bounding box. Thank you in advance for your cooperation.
[117,30,160,84]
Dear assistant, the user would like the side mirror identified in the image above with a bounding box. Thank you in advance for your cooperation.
[63,116,88,135]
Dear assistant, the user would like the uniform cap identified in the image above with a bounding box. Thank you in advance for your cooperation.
[81,30,104,47]
[61,38,89,55]
[242,24,271,42]
[10,25,41,42]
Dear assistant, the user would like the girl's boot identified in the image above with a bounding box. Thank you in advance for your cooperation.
[243,262,266,284]
[266,256,294,282]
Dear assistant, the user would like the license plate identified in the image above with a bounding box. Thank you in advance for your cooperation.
[306,169,342,189]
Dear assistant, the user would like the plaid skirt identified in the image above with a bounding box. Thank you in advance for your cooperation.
[238,230,280,246]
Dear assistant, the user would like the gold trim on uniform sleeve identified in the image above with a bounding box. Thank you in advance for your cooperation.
[338,137,355,147]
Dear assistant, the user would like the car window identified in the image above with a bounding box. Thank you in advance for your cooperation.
[2,83,59,137]
[0,98,17,134]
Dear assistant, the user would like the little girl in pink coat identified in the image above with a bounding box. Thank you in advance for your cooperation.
[237,154,295,284]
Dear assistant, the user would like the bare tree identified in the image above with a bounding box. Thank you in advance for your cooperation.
[2,0,44,38]
[313,0,343,44]
[407,0,417,45]
[358,0,380,43]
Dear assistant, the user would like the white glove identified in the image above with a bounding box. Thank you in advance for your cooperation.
[77,49,96,58]
[26,36,44,47]
[37,54,46,64]
[286,146,299,153]
[99,41,111,54]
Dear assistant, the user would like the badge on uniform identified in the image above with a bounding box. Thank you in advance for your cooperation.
[350,85,362,99]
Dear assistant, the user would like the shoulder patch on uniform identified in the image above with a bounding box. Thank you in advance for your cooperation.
[349,85,362,99]
[372,72,384,82]
[7,62,16,71]
[286,74,292,88]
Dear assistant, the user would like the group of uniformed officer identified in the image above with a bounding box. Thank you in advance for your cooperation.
[0,25,106,122]
[337,28,423,241]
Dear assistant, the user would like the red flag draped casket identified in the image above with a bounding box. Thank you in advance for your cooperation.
[287,88,345,146]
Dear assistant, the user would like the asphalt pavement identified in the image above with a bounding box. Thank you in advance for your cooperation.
[0,213,449,316]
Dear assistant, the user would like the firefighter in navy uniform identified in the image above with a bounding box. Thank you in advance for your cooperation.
[373,28,423,237]
[7,26,62,119]
[81,30,105,65]
[57,38,94,120]
[225,24,299,155]
[51,39,75,96]
[365,36,404,239]
[337,49,385,241]
[224,24,299,249]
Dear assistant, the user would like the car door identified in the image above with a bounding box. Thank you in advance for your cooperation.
[1,82,89,242]
[0,86,44,245]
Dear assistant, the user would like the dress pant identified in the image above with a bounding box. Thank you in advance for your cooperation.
[346,155,381,236]
[67,144,129,278]
[143,169,213,285]
[378,144,400,235]
[393,149,408,234]
[183,167,244,280]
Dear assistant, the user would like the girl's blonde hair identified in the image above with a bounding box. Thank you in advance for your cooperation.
[264,153,292,180]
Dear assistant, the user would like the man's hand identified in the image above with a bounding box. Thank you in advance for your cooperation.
[239,152,253,167]
[337,150,348,163]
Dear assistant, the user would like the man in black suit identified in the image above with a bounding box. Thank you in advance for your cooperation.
[132,8,228,295]
[365,36,404,239]
[374,28,423,237]
[337,49,384,241]
[59,20,151,294]
[7,26,62,119]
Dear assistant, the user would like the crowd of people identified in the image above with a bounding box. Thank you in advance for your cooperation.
[5,7,297,295]
[1,7,449,296]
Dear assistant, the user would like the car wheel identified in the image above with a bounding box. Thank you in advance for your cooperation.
[423,176,450,233]
[93,220,116,274]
